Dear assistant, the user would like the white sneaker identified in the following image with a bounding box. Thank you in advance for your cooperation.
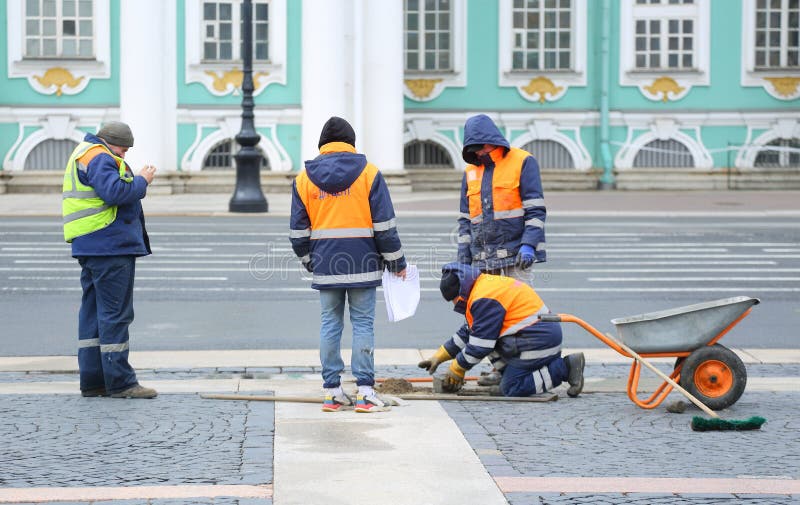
[354,391,391,413]
[322,389,353,412]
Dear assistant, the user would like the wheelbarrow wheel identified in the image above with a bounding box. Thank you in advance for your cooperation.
[679,344,747,410]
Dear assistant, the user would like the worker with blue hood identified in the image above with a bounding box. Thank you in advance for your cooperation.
[418,262,584,397]
[457,114,546,276]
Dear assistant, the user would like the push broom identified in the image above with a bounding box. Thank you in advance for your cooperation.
[607,334,765,431]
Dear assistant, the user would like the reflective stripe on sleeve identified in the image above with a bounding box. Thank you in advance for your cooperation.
[525,218,545,228]
[312,270,383,285]
[372,218,396,231]
[290,228,311,238]
[451,332,467,349]
[468,336,495,349]
[458,212,471,220]
[523,198,545,208]
[310,228,374,239]
[463,352,482,365]
[381,249,404,261]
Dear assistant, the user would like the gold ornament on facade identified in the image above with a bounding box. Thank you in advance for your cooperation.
[644,77,685,102]
[763,77,800,98]
[405,79,442,99]
[205,69,269,93]
[521,77,563,103]
[33,67,84,96]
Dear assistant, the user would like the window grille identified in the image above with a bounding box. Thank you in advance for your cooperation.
[754,138,800,168]
[633,139,694,168]
[511,0,573,71]
[25,138,78,170]
[203,139,270,170]
[754,0,799,69]
[24,0,94,58]
[633,0,697,70]
[404,0,452,71]
[521,139,575,169]
[404,141,453,169]
[202,0,269,62]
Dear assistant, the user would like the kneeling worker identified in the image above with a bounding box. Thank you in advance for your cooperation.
[419,262,584,397]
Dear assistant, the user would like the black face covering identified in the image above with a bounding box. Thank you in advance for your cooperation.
[462,144,483,165]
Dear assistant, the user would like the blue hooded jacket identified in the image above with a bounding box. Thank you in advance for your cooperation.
[290,144,406,289]
[70,133,151,258]
[458,114,547,270]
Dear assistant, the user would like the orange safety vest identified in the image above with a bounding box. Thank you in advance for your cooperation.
[464,147,530,222]
[466,274,549,337]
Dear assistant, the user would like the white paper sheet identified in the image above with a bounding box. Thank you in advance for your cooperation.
[382,265,420,322]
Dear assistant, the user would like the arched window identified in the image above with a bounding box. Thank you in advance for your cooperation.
[754,138,800,168]
[25,139,79,170]
[404,140,454,169]
[521,139,575,169]
[203,138,270,170]
[633,139,694,168]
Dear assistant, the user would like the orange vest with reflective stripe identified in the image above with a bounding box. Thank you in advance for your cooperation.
[464,147,529,219]
[295,146,377,236]
[466,274,547,335]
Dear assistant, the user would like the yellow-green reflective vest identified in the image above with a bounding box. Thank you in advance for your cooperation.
[62,141,133,243]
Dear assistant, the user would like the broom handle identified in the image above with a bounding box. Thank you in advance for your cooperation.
[606,334,720,419]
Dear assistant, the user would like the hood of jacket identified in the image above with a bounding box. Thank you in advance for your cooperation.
[441,261,483,314]
[462,114,510,150]
[304,142,368,194]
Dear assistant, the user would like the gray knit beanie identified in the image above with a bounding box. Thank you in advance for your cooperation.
[97,121,134,147]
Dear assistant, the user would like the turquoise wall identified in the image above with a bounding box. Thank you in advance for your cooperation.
[175,0,302,106]
[0,0,121,106]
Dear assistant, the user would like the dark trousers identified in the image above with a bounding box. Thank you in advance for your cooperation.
[500,356,568,397]
[77,255,138,394]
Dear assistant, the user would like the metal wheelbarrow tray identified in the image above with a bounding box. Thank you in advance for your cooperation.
[541,296,760,411]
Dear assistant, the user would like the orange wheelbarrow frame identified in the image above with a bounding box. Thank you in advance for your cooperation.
[548,308,755,410]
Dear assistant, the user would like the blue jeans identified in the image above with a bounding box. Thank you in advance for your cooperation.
[319,287,376,388]
[77,255,139,394]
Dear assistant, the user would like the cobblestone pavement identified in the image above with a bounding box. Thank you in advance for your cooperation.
[444,391,799,504]
[1,367,797,504]
[0,394,273,505]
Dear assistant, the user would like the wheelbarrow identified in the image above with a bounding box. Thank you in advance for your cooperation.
[539,296,760,411]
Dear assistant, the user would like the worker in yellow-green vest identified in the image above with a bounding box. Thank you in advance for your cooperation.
[63,121,158,399]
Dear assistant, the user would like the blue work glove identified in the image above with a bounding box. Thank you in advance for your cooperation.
[516,244,535,270]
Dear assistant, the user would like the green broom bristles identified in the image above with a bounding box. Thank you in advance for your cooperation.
[690,416,766,432]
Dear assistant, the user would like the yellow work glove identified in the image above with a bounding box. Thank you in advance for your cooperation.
[441,361,466,393]
[418,345,452,374]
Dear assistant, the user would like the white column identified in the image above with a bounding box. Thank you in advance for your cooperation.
[301,0,352,162]
[359,1,404,170]
[119,0,176,171]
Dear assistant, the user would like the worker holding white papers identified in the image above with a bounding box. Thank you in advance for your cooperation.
[382,265,420,322]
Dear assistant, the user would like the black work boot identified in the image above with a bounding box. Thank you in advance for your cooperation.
[565,353,585,397]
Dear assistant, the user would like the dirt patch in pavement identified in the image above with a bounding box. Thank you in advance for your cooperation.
[376,378,415,394]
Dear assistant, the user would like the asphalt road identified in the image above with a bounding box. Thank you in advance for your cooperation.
[1,215,798,355]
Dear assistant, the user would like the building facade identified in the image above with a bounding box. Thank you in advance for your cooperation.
[1,0,798,190]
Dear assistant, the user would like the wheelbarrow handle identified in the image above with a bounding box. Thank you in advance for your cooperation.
[538,314,562,323]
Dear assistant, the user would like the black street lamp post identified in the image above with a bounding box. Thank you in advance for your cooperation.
[229,0,268,212]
